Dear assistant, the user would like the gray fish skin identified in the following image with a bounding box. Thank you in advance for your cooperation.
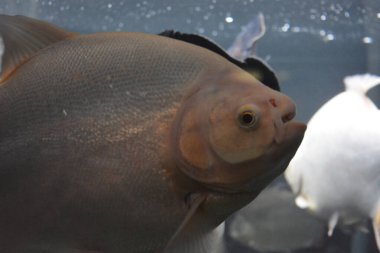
[0,15,305,253]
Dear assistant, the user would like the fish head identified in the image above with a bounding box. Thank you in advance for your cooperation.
[173,67,306,195]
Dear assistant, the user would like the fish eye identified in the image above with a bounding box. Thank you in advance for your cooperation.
[237,105,260,129]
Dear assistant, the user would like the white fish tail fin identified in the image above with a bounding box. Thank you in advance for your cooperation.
[373,206,380,251]
[343,74,380,95]
[328,212,339,237]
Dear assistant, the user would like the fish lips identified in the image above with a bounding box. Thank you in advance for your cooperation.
[269,121,306,164]
[275,121,306,147]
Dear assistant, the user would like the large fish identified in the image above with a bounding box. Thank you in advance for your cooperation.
[285,74,380,251]
[0,15,305,253]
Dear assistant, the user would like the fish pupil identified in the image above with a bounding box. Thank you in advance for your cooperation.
[241,112,255,126]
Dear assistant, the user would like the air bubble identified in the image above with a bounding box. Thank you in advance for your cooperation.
[291,27,301,33]
[326,34,335,41]
[363,37,373,44]
[225,16,234,23]
[281,23,290,32]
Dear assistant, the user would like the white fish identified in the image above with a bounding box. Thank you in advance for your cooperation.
[285,74,380,251]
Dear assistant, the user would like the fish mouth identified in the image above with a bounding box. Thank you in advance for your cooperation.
[273,109,299,144]
[265,120,306,178]
[239,120,306,193]
[272,120,306,148]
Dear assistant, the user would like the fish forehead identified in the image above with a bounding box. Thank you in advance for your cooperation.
[204,70,279,109]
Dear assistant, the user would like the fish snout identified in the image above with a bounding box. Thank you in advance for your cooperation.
[271,94,297,143]
[270,94,296,123]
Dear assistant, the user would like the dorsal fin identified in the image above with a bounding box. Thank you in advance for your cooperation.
[0,15,75,83]
[159,30,279,91]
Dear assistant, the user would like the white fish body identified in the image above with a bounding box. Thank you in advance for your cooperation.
[285,74,380,250]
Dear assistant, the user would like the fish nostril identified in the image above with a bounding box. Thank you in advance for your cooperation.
[269,98,277,108]
[278,95,296,123]
[271,95,296,123]
[282,111,296,123]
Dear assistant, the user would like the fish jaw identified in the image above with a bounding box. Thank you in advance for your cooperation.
[204,121,305,195]
[237,120,306,192]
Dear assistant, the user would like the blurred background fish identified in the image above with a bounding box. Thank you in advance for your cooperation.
[286,74,380,252]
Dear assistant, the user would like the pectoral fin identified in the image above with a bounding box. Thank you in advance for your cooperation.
[165,193,206,251]
[0,14,75,83]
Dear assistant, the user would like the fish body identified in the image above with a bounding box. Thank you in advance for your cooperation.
[285,74,380,250]
[0,15,305,253]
